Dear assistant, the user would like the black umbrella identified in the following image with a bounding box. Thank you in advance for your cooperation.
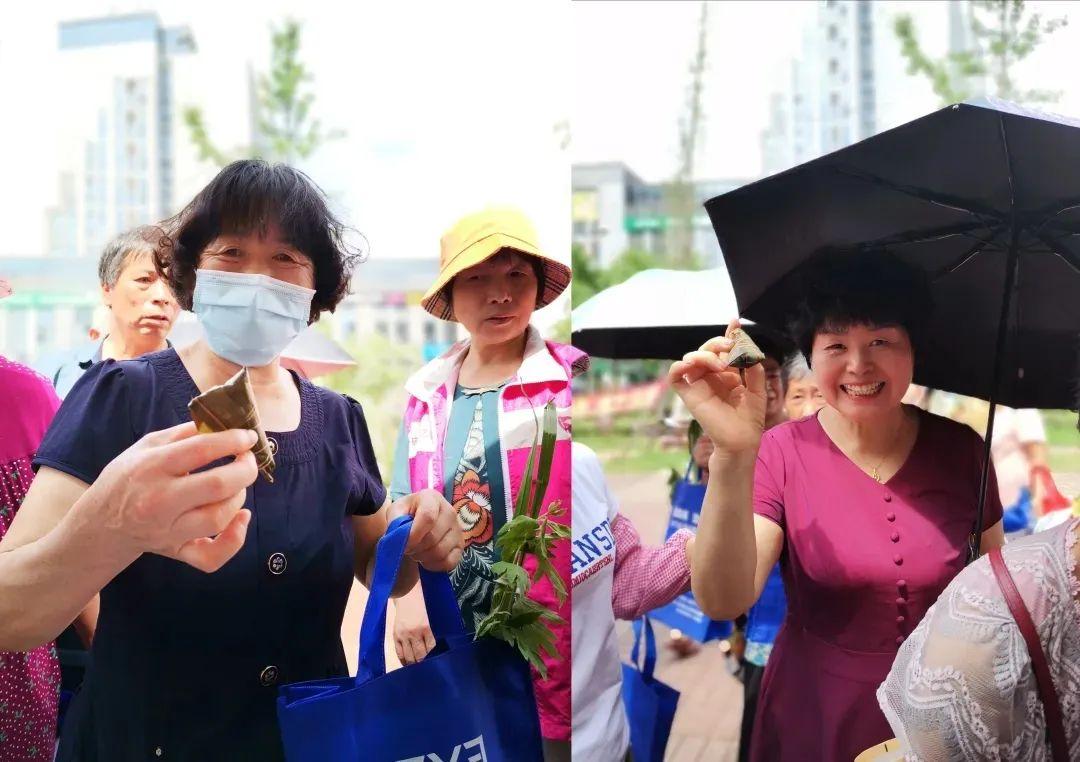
[705,98,1080,557]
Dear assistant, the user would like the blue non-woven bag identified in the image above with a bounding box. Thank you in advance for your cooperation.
[621,616,681,762]
[277,515,544,761]
[650,462,733,642]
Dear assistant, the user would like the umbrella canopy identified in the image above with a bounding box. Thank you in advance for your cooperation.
[169,315,357,379]
[706,98,1080,411]
[571,268,793,361]
[277,329,357,379]
[572,268,738,359]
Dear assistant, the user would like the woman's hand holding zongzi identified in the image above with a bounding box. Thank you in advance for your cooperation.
[667,320,767,460]
[75,421,258,572]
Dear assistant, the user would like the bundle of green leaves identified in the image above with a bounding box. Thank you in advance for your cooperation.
[475,401,570,677]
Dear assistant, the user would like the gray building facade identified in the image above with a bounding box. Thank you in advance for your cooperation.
[572,162,746,270]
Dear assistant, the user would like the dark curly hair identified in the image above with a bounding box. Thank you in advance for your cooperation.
[789,250,933,366]
[154,160,361,322]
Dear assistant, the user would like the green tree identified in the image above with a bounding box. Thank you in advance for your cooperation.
[604,248,664,288]
[319,331,421,480]
[572,243,703,314]
[184,19,344,166]
[570,243,605,309]
[894,0,1067,106]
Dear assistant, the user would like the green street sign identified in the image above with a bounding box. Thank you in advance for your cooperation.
[624,215,669,232]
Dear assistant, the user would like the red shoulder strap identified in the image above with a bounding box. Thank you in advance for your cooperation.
[988,547,1069,761]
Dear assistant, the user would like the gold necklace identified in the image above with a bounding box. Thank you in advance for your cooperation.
[864,414,908,483]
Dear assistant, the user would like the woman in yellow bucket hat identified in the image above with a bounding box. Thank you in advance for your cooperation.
[389,207,583,761]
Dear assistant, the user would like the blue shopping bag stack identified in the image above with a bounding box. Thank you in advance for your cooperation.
[650,467,733,642]
[277,515,544,761]
[621,616,680,762]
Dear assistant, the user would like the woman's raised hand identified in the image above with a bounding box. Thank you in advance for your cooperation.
[79,422,258,572]
[667,320,767,458]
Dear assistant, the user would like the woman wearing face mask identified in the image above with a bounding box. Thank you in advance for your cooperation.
[0,160,463,761]
[388,208,581,761]
[669,252,1006,761]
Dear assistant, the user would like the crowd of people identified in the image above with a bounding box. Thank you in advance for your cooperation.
[0,161,575,761]
[576,249,1075,761]
[1,158,1077,762]
[570,246,1067,755]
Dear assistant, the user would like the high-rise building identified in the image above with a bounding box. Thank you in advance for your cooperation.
[762,1,881,174]
[761,0,975,175]
[47,13,195,259]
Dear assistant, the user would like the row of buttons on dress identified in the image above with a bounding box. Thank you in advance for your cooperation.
[153,439,284,757]
[884,491,907,646]
[262,439,282,688]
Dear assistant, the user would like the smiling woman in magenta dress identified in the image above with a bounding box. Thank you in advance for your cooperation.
[667,252,1005,761]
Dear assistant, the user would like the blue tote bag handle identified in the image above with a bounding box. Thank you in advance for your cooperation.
[356,515,467,684]
[623,615,680,762]
[631,616,658,680]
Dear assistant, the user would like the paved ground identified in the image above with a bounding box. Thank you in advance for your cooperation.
[608,471,743,762]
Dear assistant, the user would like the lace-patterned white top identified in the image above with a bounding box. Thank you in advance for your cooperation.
[877,517,1080,760]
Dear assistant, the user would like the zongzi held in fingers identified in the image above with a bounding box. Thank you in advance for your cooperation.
[188,367,275,482]
[727,327,765,384]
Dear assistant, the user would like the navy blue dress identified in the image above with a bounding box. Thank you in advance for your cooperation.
[34,348,386,761]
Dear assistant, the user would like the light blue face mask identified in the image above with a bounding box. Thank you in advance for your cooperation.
[192,269,315,367]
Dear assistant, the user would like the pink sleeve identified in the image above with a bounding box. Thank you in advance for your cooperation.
[610,514,693,620]
[753,430,786,529]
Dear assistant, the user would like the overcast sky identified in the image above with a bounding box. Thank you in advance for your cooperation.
[0,0,570,267]
[572,0,1080,183]
[5,1,1080,264]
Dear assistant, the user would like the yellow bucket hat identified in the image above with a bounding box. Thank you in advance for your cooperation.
[422,207,572,321]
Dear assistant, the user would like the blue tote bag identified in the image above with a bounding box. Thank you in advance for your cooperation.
[277,515,544,761]
[650,463,733,642]
[621,616,680,762]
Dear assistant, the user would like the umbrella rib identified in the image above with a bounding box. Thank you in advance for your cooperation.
[855,222,997,252]
[1028,200,1080,237]
[1034,219,1080,238]
[832,166,1004,226]
[932,229,1003,279]
[1033,232,1080,276]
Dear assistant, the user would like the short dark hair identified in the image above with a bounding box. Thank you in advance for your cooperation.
[789,250,933,366]
[154,160,360,322]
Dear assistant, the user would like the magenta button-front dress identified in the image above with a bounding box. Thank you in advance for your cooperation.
[0,356,61,759]
[748,408,1003,762]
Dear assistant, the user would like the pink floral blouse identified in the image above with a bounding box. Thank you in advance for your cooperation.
[0,356,61,758]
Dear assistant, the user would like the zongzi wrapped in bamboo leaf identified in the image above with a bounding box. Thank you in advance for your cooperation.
[188,367,275,482]
[727,327,765,369]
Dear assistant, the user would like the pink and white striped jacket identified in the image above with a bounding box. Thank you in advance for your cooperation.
[399,326,587,742]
